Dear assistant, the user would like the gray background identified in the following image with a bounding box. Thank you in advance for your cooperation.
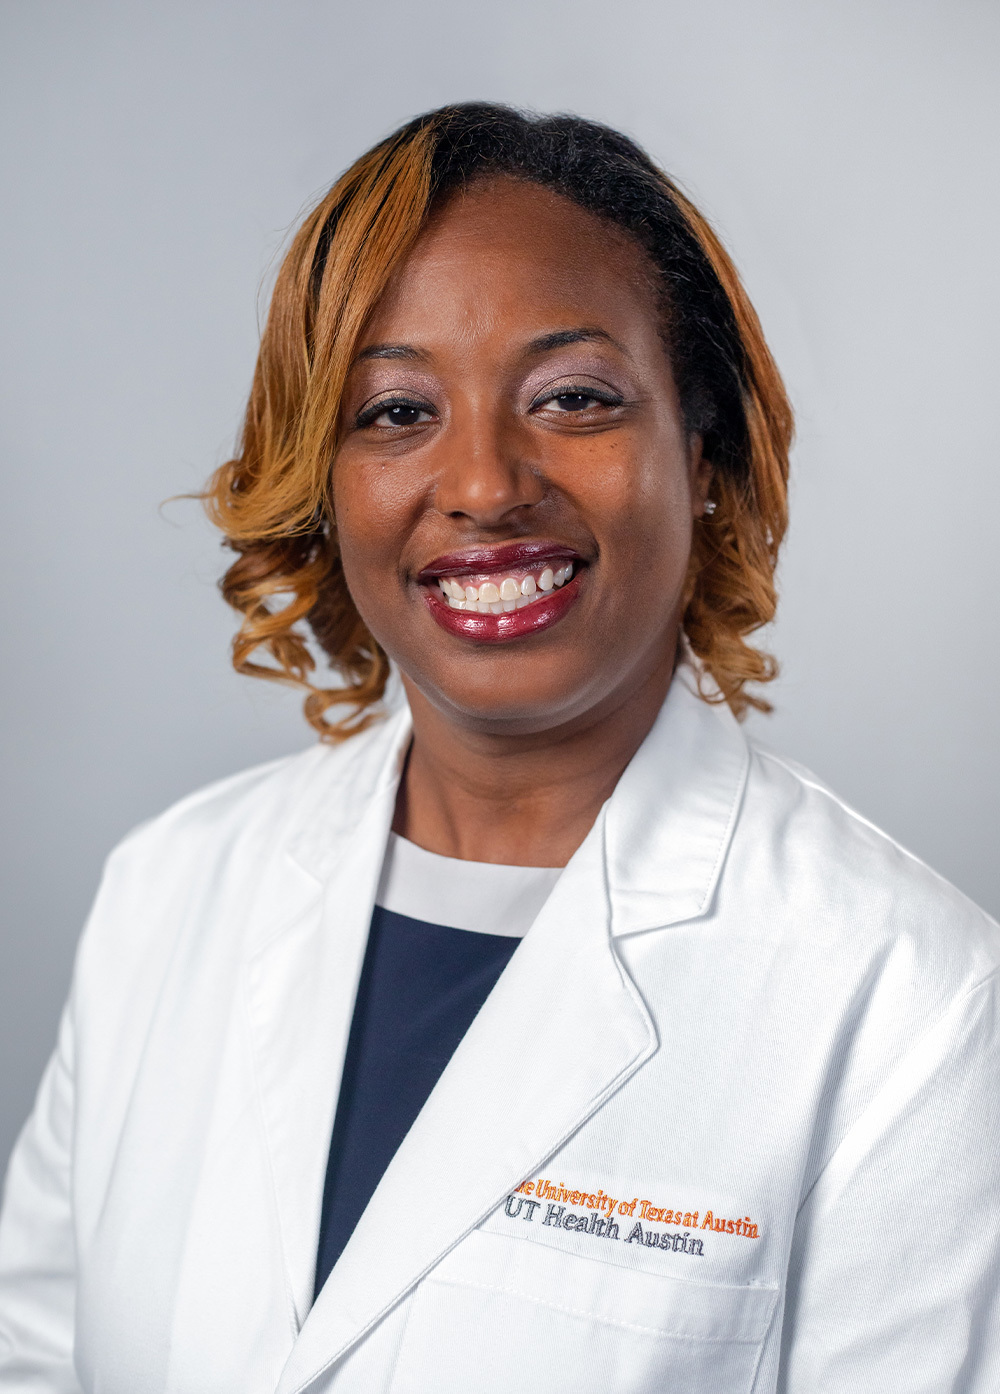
[2,0,998,1170]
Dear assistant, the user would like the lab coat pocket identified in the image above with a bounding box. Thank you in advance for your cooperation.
[390,1230,778,1394]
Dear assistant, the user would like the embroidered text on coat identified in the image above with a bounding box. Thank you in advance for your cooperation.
[502,1194,705,1257]
[514,1178,761,1240]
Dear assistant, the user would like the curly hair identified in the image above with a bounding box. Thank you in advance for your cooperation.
[203,103,793,738]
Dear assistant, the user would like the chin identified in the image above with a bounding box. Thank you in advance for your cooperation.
[402,653,620,736]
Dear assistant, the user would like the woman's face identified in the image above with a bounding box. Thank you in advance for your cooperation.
[333,177,712,737]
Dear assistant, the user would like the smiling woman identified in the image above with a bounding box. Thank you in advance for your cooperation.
[1,104,998,1394]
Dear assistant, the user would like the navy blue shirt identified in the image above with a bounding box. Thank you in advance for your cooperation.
[313,905,520,1296]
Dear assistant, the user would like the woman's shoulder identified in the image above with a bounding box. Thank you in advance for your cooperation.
[737,735,999,985]
[104,706,407,883]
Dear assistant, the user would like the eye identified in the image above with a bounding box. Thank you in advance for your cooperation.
[356,397,436,430]
[531,384,625,417]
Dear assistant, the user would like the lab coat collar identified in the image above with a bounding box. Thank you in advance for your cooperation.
[605,660,750,936]
[284,655,750,936]
[285,702,413,887]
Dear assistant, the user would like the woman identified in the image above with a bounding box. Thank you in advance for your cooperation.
[0,103,997,1393]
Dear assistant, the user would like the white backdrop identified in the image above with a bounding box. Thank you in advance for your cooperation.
[1,0,998,1167]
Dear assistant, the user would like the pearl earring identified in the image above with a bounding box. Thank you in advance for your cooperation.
[703,500,717,516]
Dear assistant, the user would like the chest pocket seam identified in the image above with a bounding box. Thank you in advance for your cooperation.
[428,1272,775,1344]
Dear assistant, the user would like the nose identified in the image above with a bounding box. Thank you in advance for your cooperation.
[432,400,545,527]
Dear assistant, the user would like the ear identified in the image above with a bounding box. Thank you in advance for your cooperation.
[687,434,715,515]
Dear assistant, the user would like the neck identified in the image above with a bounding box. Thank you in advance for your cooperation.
[394,643,678,867]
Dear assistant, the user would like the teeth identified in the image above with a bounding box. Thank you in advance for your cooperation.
[437,562,574,614]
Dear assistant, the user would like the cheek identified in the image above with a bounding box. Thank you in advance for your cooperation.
[575,443,693,581]
[332,456,418,582]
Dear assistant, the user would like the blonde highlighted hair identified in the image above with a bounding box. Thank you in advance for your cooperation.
[203,103,792,737]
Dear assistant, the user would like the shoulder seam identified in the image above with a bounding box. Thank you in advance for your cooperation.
[751,746,999,926]
[752,745,928,868]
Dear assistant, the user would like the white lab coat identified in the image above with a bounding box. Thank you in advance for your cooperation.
[1,664,998,1393]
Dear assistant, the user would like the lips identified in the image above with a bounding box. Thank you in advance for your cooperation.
[417,541,586,643]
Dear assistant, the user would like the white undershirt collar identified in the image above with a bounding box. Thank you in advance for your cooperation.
[375,833,562,937]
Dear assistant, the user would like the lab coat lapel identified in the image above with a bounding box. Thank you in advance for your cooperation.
[278,806,657,1394]
[243,709,411,1326]
[607,661,750,935]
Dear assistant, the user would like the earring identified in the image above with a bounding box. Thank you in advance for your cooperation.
[703,500,717,516]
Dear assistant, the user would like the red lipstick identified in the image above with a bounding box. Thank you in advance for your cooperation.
[417,539,586,642]
[422,570,584,643]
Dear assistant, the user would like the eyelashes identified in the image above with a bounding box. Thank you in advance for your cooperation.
[355,396,436,429]
[355,385,626,432]
[530,385,626,413]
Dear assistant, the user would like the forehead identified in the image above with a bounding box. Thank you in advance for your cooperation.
[359,176,662,347]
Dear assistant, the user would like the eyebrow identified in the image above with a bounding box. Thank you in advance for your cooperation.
[524,327,625,355]
[354,343,426,363]
[353,327,625,367]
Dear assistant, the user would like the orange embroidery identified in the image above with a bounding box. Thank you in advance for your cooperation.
[517,1178,760,1238]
